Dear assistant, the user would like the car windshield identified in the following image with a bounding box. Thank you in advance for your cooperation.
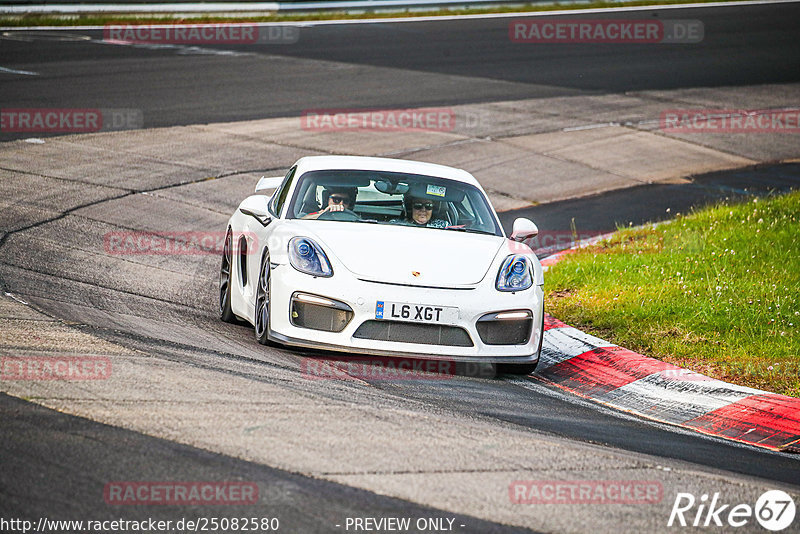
[285,170,503,236]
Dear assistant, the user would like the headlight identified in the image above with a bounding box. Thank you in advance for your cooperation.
[288,237,333,277]
[496,255,533,292]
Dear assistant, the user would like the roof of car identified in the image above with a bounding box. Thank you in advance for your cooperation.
[293,156,480,187]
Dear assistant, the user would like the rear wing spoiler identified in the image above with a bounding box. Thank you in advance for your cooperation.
[255,176,283,193]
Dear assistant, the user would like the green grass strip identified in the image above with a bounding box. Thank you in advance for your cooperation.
[545,190,800,397]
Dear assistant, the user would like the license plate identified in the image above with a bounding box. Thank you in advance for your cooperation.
[375,301,459,325]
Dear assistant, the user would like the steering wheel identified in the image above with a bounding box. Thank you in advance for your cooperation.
[317,209,361,221]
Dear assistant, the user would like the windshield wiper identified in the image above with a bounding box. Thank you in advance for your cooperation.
[446,226,494,235]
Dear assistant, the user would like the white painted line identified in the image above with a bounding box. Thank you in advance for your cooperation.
[539,326,616,369]
[0,66,39,75]
[597,372,760,424]
[563,122,620,132]
[96,38,254,56]
[518,376,794,455]
[1,0,797,29]
[508,375,687,427]
[4,292,30,305]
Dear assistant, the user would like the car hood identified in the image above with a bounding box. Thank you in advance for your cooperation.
[300,222,505,287]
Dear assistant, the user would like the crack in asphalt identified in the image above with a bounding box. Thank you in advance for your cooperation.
[43,317,639,446]
[0,261,212,310]
[320,465,656,477]
[0,165,132,189]
[0,164,287,295]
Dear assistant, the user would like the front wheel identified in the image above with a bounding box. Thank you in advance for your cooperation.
[498,312,544,375]
[254,250,271,345]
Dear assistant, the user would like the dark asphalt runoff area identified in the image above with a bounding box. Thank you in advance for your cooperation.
[498,162,800,236]
[0,393,531,533]
[1,2,799,137]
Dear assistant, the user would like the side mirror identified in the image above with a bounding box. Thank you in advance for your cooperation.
[239,196,272,226]
[255,176,284,193]
[510,217,538,242]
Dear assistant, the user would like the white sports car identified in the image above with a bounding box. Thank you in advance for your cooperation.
[219,155,544,373]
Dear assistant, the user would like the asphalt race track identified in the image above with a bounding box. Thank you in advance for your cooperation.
[0,394,528,533]
[1,2,799,533]
[0,2,799,135]
[499,162,800,233]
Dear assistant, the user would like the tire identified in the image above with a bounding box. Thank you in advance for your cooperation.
[254,250,272,345]
[219,228,237,323]
[496,362,538,375]
[497,312,544,376]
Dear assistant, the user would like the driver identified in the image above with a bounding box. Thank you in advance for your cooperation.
[302,186,357,219]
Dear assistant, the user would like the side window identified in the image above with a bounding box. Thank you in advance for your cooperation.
[269,166,296,217]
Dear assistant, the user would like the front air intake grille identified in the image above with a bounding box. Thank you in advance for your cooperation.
[476,312,533,345]
[290,293,353,333]
[353,320,473,347]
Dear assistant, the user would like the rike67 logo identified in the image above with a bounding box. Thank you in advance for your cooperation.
[668,490,796,531]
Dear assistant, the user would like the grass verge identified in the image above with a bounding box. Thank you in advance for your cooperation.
[545,191,800,397]
[1,0,738,27]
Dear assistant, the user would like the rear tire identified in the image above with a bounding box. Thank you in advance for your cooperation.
[254,250,272,345]
[219,228,237,324]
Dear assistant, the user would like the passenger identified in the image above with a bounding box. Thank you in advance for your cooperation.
[391,194,448,228]
[303,186,357,219]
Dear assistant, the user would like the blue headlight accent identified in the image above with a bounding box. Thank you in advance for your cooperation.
[496,255,533,292]
[288,237,333,277]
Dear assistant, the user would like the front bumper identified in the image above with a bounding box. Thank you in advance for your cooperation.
[268,263,544,363]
